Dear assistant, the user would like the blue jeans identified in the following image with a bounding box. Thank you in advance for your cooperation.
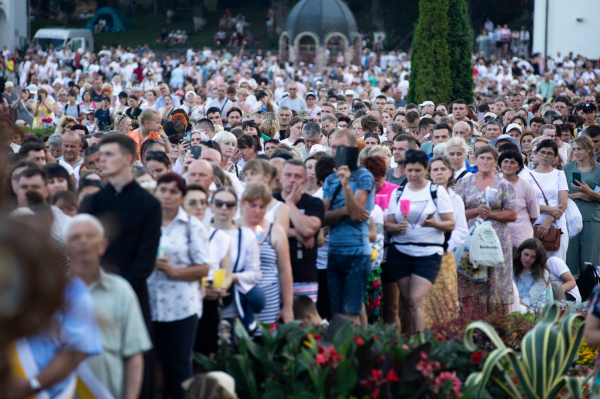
[327,254,370,315]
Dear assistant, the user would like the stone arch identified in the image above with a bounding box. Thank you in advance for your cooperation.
[293,32,320,67]
[279,32,291,63]
[323,31,349,66]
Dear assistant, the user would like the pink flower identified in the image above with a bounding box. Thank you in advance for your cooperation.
[415,352,433,377]
[433,371,462,397]
[354,336,365,346]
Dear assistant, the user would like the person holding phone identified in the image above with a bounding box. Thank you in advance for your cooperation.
[33,88,53,128]
[564,135,600,278]
[323,129,375,326]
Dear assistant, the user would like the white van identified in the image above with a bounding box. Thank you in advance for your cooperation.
[32,28,94,53]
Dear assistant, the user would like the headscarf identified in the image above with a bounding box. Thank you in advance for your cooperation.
[184,91,197,107]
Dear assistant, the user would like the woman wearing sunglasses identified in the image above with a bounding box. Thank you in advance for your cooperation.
[184,184,233,355]
[211,187,263,332]
[385,150,455,336]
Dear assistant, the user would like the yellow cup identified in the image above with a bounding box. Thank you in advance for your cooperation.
[213,269,226,288]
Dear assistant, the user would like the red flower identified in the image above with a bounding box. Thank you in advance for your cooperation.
[316,353,327,364]
[373,335,380,341]
[354,336,365,346]
[415,352,433,377]
[471,351,484,364]
[385,370,399,382]
[435,334,446,343]
[371,387,380,398]
[313,335,321,341]
[269,323,277,333]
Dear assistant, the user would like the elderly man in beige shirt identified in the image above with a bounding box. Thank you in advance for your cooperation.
[67,214,153,399]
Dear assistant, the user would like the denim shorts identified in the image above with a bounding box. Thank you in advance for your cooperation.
[387,244,442,284]
[327,254,371,315]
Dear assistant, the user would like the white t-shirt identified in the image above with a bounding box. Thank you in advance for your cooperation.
[522,169,568,229]
[547,257,581,302]
[387,182,454,256]
[207,227,231,277]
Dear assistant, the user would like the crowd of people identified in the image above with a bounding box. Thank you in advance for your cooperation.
[4,26,600,398]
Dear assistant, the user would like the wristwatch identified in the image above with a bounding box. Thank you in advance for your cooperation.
[29,378,43,395]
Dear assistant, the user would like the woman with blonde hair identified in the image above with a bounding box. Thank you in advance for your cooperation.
[445,137,472,181]
[260,118,280,139]
[564,135,600,278]
[242,159,290,233]
[214,130,244,181]
[239,182,294,325]
[54,115,78,134]
[233,88,253,114]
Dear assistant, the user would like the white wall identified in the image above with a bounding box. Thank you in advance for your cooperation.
[0,0,28,52]
[533,0,600,59]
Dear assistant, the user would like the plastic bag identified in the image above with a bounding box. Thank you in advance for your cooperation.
[565,198,583,239]
[455,219,488,283]
[470,218,504,268]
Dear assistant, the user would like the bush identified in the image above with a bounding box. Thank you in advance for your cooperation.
[407,0,452,105]
[446,0,474,103]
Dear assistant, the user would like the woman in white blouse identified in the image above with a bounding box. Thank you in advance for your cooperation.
[147,173,211,399]
[211,186,263,333]
[523,139,569,261]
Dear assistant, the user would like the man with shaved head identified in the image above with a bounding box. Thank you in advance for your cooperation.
[452,121,472,142]
[279,82,307,112]
[58,130,84,168]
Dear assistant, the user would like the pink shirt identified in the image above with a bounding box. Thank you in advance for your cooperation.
[375,180,399,211]
[508,177,540,247]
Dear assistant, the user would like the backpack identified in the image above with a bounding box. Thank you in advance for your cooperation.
[64,103,81,116]
[394,183,452,250]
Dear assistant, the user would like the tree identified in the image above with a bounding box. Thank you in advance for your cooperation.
[447,0,474,103]
[407,0,451,105]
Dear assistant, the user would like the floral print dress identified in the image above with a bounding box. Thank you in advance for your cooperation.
[455,174,516,307]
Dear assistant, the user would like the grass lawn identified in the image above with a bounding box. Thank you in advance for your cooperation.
[31,2,279,52]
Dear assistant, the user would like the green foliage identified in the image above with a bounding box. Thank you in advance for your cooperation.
[463,303,593,399]
[446,0,474,103]
[407,0,452,105]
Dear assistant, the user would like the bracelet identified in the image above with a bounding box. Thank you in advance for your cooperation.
[549,216,555,222]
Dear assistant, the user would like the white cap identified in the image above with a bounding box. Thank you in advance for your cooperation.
[344,89,356,98]
[309,144,328,155]
[26,84,38,94]
[484,112,497,119]
[506,123,522,133]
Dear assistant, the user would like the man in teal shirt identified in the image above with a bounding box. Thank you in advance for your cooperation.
[537,72,557,101]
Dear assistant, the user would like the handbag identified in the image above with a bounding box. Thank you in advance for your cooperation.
[578,263,600,302]
[529,172,562,252]
[455,219,488,283]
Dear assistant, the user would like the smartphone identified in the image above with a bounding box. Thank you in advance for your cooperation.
[191,146,202,159]
[426,211,436,220]
[477,112,484,121]
[184,131,191,142]
[573,172,582,184]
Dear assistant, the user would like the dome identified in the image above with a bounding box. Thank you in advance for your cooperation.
[285,0,358,44]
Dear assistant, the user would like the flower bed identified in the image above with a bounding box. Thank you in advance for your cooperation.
[195,304,594,399]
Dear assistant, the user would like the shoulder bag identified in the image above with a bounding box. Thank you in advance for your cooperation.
[529,172,561,252]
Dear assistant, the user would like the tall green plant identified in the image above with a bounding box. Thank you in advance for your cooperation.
[446,0,474,103]
[407,0,452,105]
[463,303,592,399]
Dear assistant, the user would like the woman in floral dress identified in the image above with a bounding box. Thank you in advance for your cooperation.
[455,145,517,315]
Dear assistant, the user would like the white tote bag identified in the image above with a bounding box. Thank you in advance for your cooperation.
[565,198,583,239]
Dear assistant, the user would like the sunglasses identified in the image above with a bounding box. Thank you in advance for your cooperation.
[405,149,428,160]
[364,133,380,140]
[146,151,167,160]
[185,199,207,207]
[213,199,237,209]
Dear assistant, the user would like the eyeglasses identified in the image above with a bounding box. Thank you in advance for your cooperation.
[537,150,556,157]
[185,199,207,207]
[213,199,237,209]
